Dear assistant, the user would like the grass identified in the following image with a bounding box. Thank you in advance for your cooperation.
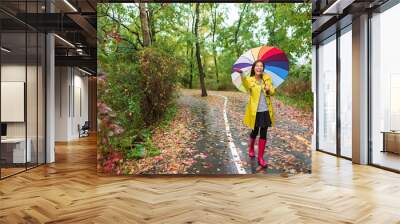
[275,91,313,112]
[127,101,178,159]
[124,102,178,160]
[159,102,178,129]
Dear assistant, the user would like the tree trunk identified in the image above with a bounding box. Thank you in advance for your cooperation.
[195,3,207,97]
[271,4,277,46]
[186,15,190,88]
[189,13,194,89]
[213,54,218,83]
[147,6,156,44]
[211,4,219,83]
[234,3,248,58]
[188,3,195,89]
[189,46,193,89]
[139,3,151,47]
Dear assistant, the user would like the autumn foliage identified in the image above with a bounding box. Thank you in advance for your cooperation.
[97,47,180,174]
[138,48,180,126]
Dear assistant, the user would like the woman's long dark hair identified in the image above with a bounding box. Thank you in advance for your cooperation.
[250,60,265,77]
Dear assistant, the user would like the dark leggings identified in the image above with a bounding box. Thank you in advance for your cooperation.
[250,126,268,140]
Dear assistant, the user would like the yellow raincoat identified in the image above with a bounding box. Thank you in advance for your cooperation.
[241,73,275,129]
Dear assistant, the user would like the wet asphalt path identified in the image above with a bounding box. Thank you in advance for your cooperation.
[178,94,239,174]
[177,89,312,175]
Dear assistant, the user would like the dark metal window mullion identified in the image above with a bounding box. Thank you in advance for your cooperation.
[367,10,373,165]
[44,33,47,164]
[25,0,28,171]
[60,66,62,117]
[69,68,71,118]
[44,38,47,164]
[336,26,341,157]
[44,0,47,164]
[36,0,39,167]
[71,67,75,118]
[316,45,319,151]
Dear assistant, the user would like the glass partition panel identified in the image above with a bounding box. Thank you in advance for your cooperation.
[38,32,45,165]
[27,31,38,169]
[1,30,27,177]
[339,27,352,158]
[317,35,337,154]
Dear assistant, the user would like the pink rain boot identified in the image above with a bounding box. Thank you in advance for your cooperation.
[258,138,268,168]
[248,137,256,158]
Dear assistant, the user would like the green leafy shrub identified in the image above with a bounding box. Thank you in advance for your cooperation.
[159,102,177,129]
[125,131,161,160]
[138,47,181,126]
[275,63,313,111]
[97,47,180,173]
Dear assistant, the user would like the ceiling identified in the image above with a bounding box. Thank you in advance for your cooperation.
[0,0,97,73]
[312,0,390,44]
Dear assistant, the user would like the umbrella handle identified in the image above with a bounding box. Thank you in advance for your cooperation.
[234,68,243,74]
[262,78,270,94]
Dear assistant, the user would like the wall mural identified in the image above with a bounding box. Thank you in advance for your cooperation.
[97,3,312,176]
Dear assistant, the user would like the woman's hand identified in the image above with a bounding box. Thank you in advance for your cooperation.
[264,83,270,93]
[234,68,243,75]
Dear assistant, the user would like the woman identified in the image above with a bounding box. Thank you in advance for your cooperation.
[235,60,275,168]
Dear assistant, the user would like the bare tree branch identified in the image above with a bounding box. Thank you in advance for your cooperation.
[101,9,144,47]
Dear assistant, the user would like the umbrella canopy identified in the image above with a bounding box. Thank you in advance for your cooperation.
[231,46,289,92]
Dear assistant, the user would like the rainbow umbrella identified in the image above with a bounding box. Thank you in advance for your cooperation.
[231,46,289,92]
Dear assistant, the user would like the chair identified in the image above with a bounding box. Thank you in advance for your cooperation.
[79,121,90,138]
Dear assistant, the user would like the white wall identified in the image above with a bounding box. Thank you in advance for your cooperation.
[55,66,69,141]
[71,72,89,138]
[1,65,26,139]
[54,67,89,141]
[1,65,26,81]
[1,65,42,137]
[1,63,46,164]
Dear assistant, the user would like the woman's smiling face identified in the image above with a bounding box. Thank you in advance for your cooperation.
[255,62,264,75]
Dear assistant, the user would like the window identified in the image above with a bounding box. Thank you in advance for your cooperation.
[318,35,337,154]
[370,3,400,171]
[339,26,352,158]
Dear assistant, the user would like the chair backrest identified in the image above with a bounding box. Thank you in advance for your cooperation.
[82,121,90,129]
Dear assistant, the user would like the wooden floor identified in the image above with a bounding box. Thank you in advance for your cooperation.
[0,167,26,178]
[1,136,400,223]
[373,151,400,171]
